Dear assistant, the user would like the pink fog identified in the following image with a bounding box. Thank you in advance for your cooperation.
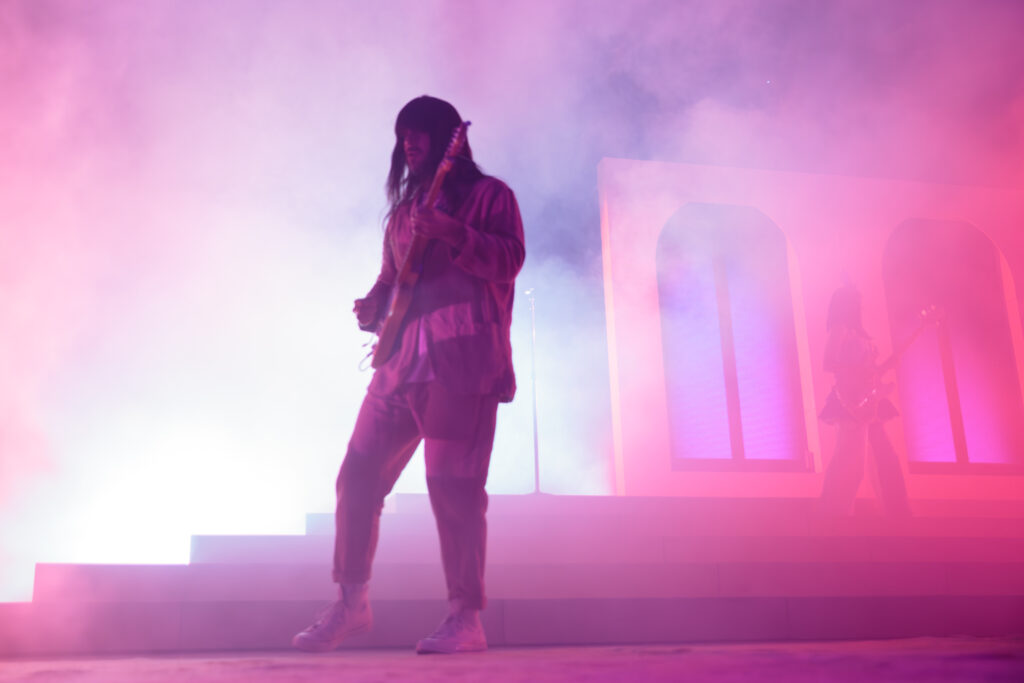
[1,0,1022,677]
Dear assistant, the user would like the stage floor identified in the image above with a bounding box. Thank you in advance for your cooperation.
[1,637,1021,683]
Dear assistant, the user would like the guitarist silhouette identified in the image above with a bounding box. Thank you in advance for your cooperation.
[294,96,525,655]
[818,285,933,517]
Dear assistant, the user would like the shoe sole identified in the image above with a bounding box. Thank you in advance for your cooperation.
[415,640,487,655]
[292,621,372,653]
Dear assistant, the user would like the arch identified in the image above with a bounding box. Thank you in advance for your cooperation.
[882,219,1024,469]
[655,203,813,470]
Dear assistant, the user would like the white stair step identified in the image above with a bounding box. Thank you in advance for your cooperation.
[189,530,1024,565]
[32,561,1024,603]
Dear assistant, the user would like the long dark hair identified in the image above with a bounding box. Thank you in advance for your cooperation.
[385,95,483,219]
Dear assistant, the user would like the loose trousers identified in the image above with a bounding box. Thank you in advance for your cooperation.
[820,420,910,516]
[333,381,499,610]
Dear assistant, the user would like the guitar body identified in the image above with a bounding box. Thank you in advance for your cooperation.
[371,234,429,368]
[371,122,469,369]
[820,305,942,425]
[821,382,899,425]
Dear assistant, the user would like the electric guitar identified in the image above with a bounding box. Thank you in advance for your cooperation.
[371,121,470,369]
[836,304,944,422]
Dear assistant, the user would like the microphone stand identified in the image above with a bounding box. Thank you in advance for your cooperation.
[525,288,543,495]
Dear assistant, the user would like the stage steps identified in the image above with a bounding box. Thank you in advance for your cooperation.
[2,494,1023,656]
[4,596,1023,657]
[25,559,1024,602]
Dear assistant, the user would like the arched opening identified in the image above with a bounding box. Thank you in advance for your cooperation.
[883,219,1024,470]
[656,203,811,471]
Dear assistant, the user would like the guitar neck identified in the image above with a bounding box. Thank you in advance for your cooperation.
[421,158,452,210]
[370,122,469,370]
[877,311,939,374]
[395,158,455,278]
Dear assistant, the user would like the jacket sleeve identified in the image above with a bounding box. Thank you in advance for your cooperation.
[358,219,398,332]
[451,180,525,283]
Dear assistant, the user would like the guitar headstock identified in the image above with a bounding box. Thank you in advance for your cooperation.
[919,304,946,325]
[439,121,470,172]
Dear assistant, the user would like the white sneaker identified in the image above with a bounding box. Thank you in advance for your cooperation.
[292,599,372,652]
[416,608,487,654]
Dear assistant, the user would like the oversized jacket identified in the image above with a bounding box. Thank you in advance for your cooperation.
[362,176,525,402]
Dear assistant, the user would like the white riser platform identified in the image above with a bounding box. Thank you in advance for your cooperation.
[305,498,1024,539]
[5,494,1023,656]
[189,532,1024,565]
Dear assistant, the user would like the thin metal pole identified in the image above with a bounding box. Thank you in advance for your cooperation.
[526,288,541,494]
